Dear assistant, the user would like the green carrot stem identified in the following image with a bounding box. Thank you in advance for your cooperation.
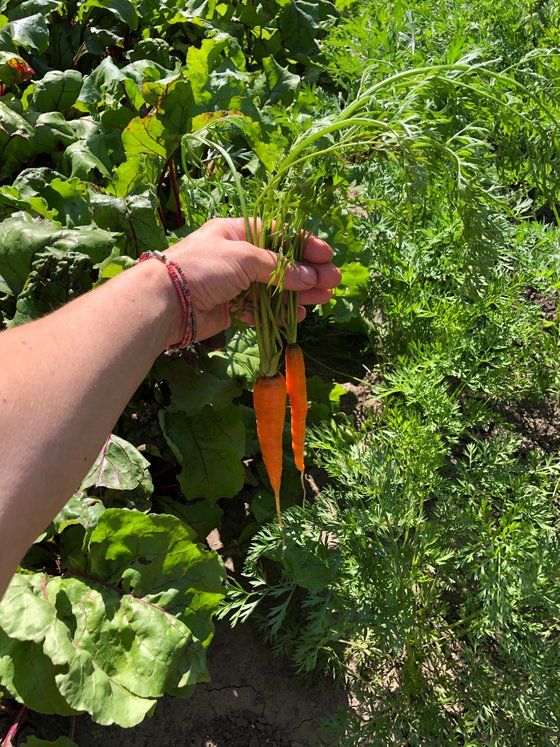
[196,135,253,242]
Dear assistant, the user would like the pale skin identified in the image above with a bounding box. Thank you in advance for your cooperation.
[0,217,341,598]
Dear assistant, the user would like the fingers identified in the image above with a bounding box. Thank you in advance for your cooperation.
[301,234,333,264]
[234,287,332,318]
[186,218,339,342]
[207,218,336,268]
[241,245,340,291]
[241,246,317,289]
[200,217,341,296]
[298,287,333,305]
[235,303,308,328]
[283,260,341,292]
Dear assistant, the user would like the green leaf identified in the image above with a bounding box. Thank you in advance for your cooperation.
[54,225,116,261]
[86,107,135,172]
[83,509,225,616]
[91,188,166,256]
[102,464,154,512]
[78,57,129,109]
[122,58,178,88]
[0,214,58,296]
[0,630,77,716]
[6,169,92,227]
[27,111,77,153]
[213,327,260,387]
[0,510,225,726]
[77,0,139,30]
[234,3,268,27]
[183,36,252,115]
[45,177,92,227]
[20,738,79,747]
[95,252,136,279]
[52,491,105,533]
[122,112,167,159]
[277,0,337,60]
[160,404,245,501]
[123,78,198,162]
[11,247,94,326]
[258,56,300,105]
[6,0,62,22]
[109,153,161,197]
[326,261,370,323]
[189,110,284,173]
[81,25,123,58]
[42,14,80,70]
[0,573,56,642]
[173,0,218,18]
[54,112,124,179]
[0,215,115,306]
[156,495,223,541]
[0,12,49,53]
[0,218,118,325]
[81,434,150,492]
[0,100,34,178]
[32,70,83,113]
[0,184,54,221]
[306,375,348,423]
[157,78,199,145]
[186,37,232,94]
[155,357,240,417]
[127,37,175,69]
[282,527,335,593]
[79,58,173,114]
[238,402,258,457]
[63,139,111,180]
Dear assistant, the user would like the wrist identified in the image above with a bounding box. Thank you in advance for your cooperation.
[133,257,185,351]
[138,251,197,351]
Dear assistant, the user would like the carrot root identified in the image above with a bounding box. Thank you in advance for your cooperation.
[285,343,308,476]
[253,373,287,527]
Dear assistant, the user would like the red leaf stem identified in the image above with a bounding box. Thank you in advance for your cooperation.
[1,705,27,747]
[168,159,184,228]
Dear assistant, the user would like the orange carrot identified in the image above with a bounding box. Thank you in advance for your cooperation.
[285,343,308,474]
[253,372,287,527]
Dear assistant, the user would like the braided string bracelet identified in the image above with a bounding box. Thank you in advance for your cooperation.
[138,250,197,350]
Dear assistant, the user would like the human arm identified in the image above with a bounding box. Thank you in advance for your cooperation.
[0,217,340,597]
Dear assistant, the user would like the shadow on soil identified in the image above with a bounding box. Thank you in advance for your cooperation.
[6,620,346,747]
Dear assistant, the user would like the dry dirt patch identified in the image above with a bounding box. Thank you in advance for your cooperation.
[9,620,345,747]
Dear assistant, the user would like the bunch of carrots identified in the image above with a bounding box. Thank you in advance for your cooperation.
[189,135,315,527]
[250,223,309,528]
[253,332,307,530]
[190,57,547,525]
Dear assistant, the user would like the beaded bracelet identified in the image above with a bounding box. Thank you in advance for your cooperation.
[138,250,197,350]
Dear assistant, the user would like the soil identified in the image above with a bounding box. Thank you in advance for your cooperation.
[524,286,558,323]
[3,619,345,747]
[497,396,560,453]
[303,332,380,426]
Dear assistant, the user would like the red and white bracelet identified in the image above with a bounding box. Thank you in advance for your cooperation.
[138,250,197,350]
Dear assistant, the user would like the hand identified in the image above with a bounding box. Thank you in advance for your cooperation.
[165,217,341,342]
